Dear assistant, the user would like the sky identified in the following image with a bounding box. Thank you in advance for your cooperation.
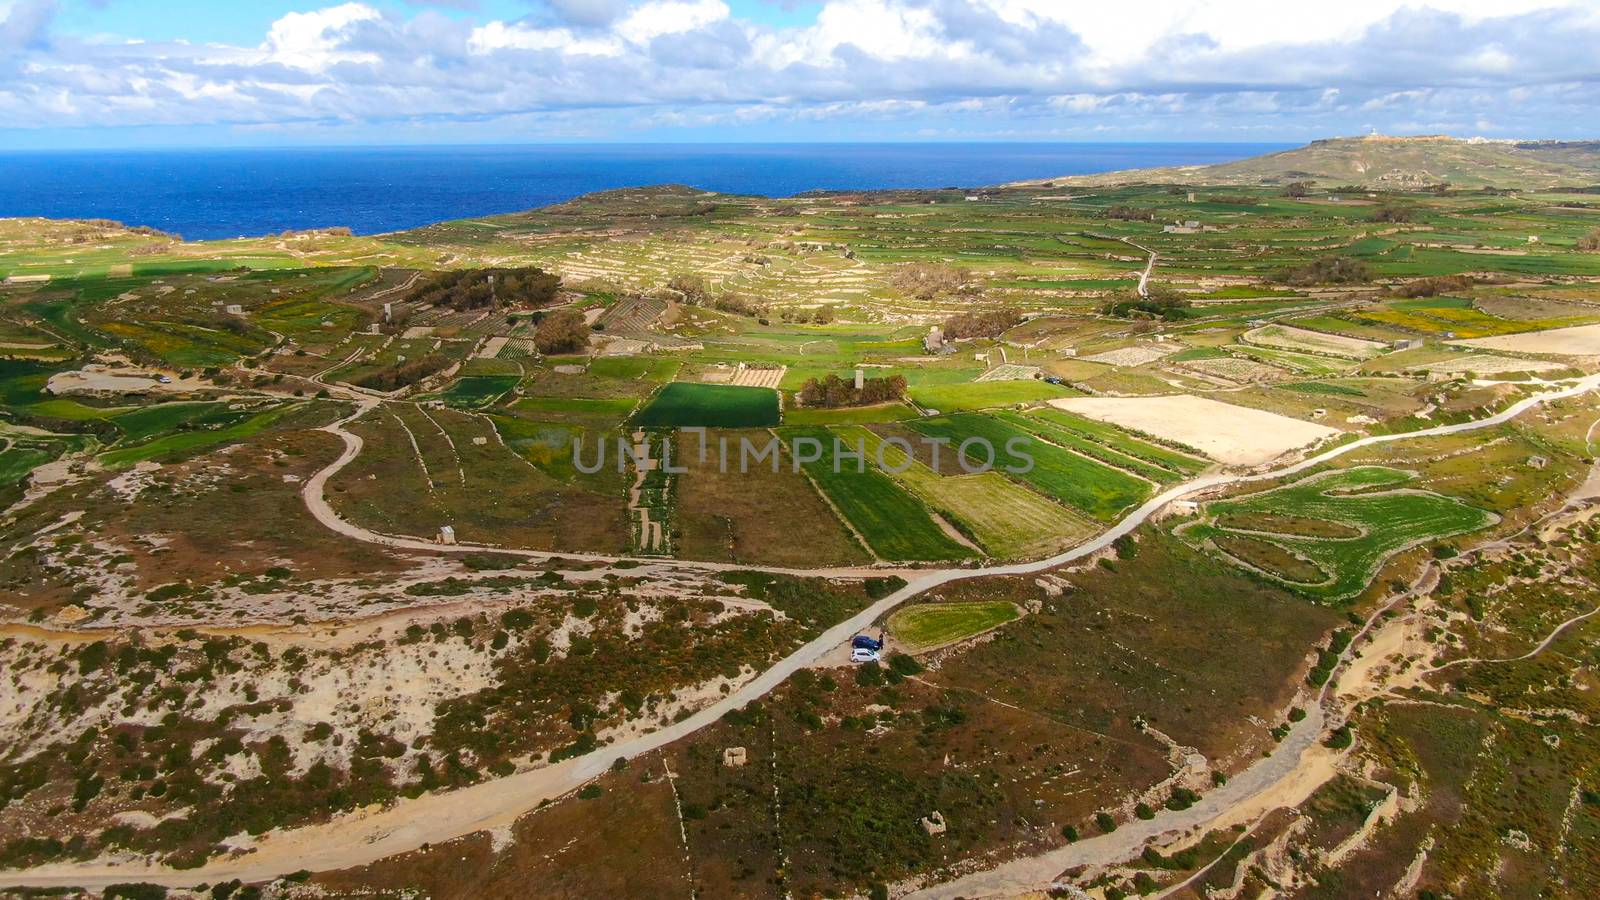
[2,0,1598,148]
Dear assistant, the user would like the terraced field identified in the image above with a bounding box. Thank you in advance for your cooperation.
[775,425,974,562]
[1023,407,1209,475]
[426,374,520,409]
[837,425,1094,559]
[1183,466,1497,601]
[905,412,1154,521]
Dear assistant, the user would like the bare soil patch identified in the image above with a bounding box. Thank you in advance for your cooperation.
[1049,394,1341,466]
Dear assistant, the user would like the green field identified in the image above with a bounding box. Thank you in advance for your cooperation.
[427,374,520,409]
[776,425,973,562]
[109,401,246,445]
[905,413,1153,521]
[1004,411,1188,484]
[888,601,1022,651]
[1024,407,1209,474]
[836,426,1092,559]
[909,379,1075,412]
[1186,466,1496,601]
[98,402,315,467]
[781,402,918,426]
[633,382,781,428]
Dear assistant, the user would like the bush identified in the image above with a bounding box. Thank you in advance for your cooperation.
[1166,787,1200,810]
[1096,811,1118,832]
[1325,724,1354,749]
[103,885,168,900]
[1062,824,1079,842]
[1135,802,1155,820]
[577,784,603,800]
[888,654,923,677]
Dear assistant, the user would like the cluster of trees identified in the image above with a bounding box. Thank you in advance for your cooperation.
[1371,203,1418,223]
[797,373,908,408]
[942,307,1022,339]
[1578,228,1600,251]
[1282,181,1314,198]
[662,274,771,319]
[1274,255,1373,286]
[665,273,709,303]
[712,293,765,317]
[1103,205,1157,221]
[408,267,561,311]
[778,306,835,324]
[352,355,452,391]
[1100,285,1191,321]
[892,263,975,300]
[533,309,591,355]
[1390,274,1477,298]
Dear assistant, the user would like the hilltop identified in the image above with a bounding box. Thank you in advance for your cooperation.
[1016,134,1600,190]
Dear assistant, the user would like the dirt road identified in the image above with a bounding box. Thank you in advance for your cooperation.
[7,375,1598,892]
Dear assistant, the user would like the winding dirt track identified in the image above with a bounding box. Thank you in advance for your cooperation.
[6,375,1598,892]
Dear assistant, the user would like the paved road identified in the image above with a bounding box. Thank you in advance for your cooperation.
[1123,237,1157,298]
[7,375,1597,892]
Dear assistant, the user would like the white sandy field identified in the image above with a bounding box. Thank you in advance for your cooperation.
[1449,322,1600,356]
[1049,394,1341,466]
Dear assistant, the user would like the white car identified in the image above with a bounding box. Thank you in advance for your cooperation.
[850,647,880,664]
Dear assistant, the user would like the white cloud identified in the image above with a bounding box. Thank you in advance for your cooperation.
[4,0,1600,139]
[261,2,382,70]
[615,0,728,44]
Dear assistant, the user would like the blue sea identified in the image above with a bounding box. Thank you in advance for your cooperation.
[0,143,1288,241]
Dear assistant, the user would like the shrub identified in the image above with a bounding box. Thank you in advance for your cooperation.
[1096,811,1118,833]
[577,784,603,800]
[103,885,168,900]
[1135,802,1155,820]
[1166,787,1200,810]
[888,654,923,677]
